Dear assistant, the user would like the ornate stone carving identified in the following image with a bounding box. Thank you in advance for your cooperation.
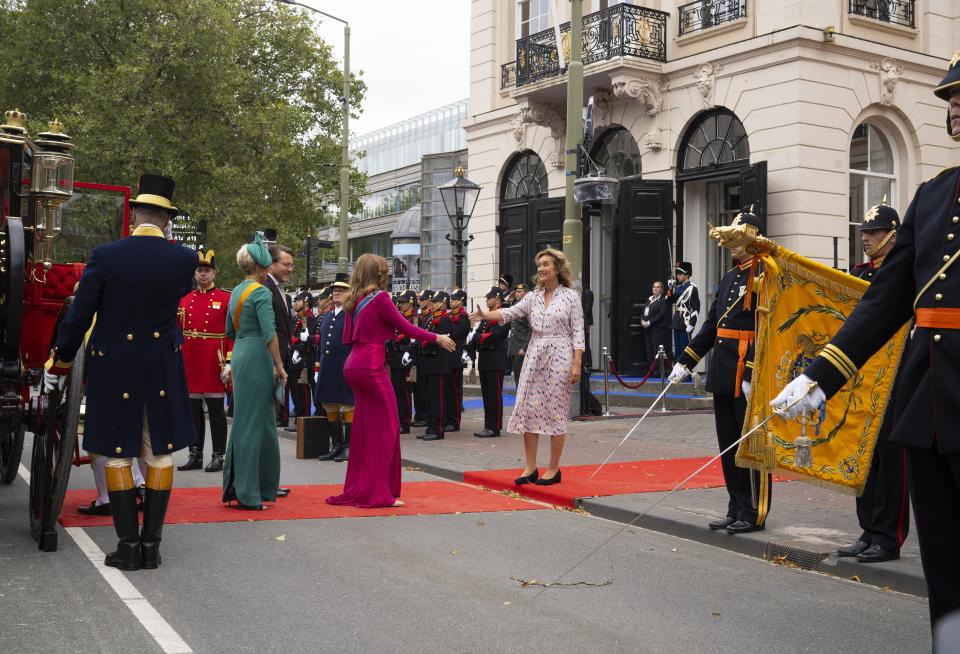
[874,57,902,106]
[693,62,717,109]
[520,103,566,168]
[612,76,663,117]
[591,89,613,132]
[510,112,527,151]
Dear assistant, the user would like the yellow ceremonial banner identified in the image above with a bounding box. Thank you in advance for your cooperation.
[738,247,909,496]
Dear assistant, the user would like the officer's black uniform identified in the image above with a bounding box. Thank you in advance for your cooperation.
[834,204,911,561]
[419,292,454,440]
[804,62,960,628]
[411,289,433,425]
[388,290,418,433]
[289,291,318,422]
[677,211,769,532]
[447,289,471,430]
[469,287,510,436]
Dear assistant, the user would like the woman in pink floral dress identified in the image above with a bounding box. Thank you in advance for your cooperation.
[471,248,584,486]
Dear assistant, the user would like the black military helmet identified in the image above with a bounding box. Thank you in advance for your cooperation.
[419,289,434,302]
[859,198,900,232]
[318,285,332,300]
[499,273,514,288]
[675,261,693,276]
[485,286,501,300]
[294,290,315,308]
[433,290,451,306]
[935,50,960,139]
[398,289,418,304]
[450,288,467,302]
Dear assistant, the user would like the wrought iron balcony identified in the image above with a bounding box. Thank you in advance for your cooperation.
[678,0,747,37]
[501,61,517,89]
[514,4,668,88]
[848,0,915,28]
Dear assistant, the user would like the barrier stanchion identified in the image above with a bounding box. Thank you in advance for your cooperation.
[601,346,613,416]
[657,345,668,413]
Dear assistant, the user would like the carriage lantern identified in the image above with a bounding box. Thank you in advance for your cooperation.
[30,118,74,273]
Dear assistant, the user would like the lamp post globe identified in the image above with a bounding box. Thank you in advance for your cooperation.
[439,167,481,289]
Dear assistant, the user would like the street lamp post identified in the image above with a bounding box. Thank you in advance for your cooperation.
[277,0,351,274]
[438,167,481,289]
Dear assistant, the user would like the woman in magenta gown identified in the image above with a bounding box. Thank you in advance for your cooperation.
[326,254,455,508]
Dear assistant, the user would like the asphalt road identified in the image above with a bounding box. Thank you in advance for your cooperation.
[0,433,930,654]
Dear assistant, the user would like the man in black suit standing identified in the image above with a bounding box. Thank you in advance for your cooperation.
[266,238,294,427]
[469,287,510,438]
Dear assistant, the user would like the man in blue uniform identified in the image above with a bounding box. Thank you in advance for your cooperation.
[670,209,769,535]
[666,261,700,356]
[45,174,197,571]
[469,287,510,438]
[315,273,354,462]
[836,202,910,563]
[775,54,960,631]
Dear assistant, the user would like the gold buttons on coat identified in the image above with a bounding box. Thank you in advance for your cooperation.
[935,293,943,301]
[949,234,956,241]
[153,332,160,339]
[122,392,129,399]
[934,334,942,342]
[940,274,947,281]
[167,443,173,450]
[159,390,166,397]
[954,216,959,224]
[944,255,951,262]
[127,334,134,341]
[115,447,122,454]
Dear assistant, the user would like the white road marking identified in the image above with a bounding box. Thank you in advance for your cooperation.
[16,464,192,653]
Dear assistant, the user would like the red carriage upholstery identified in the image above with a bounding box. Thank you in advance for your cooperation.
[20,262,86,370]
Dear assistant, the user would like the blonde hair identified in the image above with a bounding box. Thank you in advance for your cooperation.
[236,245,260,275]
[344,253,388,312]
[535,247,572,288]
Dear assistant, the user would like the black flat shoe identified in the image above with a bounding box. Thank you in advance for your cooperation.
[412,419,427,427]
[725,520,764,534]
[77,501,111,516]
[473,429,501,438]
[421,433,444,441]
[534,469,562,486]
[837,539,870,557]
[275,488,291,498]
[514,469,539,485]
[856,544,899,563]
[708,516,736,531]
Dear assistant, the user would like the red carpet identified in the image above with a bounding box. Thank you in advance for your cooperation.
[464,458,736,508]
[59,481,544,527]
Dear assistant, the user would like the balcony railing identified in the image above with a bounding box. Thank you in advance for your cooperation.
[514,4,668,88]
[501,61,517,89]
[848,0,915,28]
[678,0,747,37]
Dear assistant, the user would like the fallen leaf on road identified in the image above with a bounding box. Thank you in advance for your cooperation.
[849,575,862,583]
[450,549,459,555]
[881,586,893,592]
[712,613,721,618]
[273,534,286,542]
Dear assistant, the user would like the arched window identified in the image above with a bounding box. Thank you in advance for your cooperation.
[501,151,548,203]
[591,127,642,178]
[679,109,750,174]
[848,122,897,269]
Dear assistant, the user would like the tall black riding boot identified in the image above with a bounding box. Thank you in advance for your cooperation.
[105,485,142,571]
[140,465,173,569]
[334,419,351,462]
[319,417,343,461]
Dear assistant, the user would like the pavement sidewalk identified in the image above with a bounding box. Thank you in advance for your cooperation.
[278,401,925,599]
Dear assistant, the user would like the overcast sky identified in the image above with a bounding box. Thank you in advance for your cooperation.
[296,0,471,137]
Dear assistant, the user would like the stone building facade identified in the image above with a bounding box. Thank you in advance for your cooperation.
[464,0,960,374]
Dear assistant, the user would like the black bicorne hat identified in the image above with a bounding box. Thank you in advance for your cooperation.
[197,248,216,269]
[450,288,467,302]
[860,200,900,232]
[675,261,693,276]
[331,272,350,289]
[130,174,178,214]
[485,286,501,300]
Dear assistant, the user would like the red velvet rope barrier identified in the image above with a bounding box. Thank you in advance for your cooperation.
[607,357,661,389]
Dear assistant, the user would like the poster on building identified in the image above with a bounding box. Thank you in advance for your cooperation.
[391,243,420,293]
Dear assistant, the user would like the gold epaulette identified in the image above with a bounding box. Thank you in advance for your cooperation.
[683,346,702,364]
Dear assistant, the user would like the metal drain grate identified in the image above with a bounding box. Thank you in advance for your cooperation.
[764,540,835,571]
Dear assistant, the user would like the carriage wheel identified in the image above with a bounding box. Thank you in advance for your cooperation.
[0,422,25,483]
[0,218,26,484]
[29,348,84,552]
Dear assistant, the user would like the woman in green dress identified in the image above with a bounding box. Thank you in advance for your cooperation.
[222,233,288,510]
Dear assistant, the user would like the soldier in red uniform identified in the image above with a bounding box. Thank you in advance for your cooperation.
[177,249,233,472]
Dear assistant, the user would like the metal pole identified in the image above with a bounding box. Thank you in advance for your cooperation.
[562,0,583,285]
[338,23,350,274]
[455,215,464,289]
[601,346,611,416]
[658,344,668,413]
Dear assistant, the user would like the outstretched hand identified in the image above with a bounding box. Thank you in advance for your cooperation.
[469,305,488,324]
[435,334,456,352]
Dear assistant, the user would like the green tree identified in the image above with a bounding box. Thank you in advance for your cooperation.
[0,0,366,286]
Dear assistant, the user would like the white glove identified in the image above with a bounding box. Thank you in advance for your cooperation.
[409,339,417,345]
[220,364,231,384]
[685,324,694,333]
[770,374,826,420]
[401,352,413,367]
[43,370,66,392]
[313,371,319,384]
[741,380,752,399]
[291,351,302,365]
[299,329,309,341]
[461,351,471,366]
[668,363,689,383]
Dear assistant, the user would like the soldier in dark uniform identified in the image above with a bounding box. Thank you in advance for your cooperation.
[835,201,911,563]
[670,209,769,534]
[507,283,531,383]
[418,290,453,441]
[774,54,960,630]
[447,288,471,431]
[388,290,418,433]
[411,289,434,427]
[469,287,510,437]
[498,273,515,305]
[666,261,700,356]
[288,290,318,429]
[45,174,197,570]
[315,273,354,462]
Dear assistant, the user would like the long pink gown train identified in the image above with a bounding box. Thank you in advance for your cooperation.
[326,291,438,508]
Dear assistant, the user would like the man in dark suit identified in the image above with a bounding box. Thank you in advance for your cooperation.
[45,174,197,571]
[469,287,510,437]
[266,241,294,426]
[315,273,354,461]
[775,55,960,631]
[642,281,673,364]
